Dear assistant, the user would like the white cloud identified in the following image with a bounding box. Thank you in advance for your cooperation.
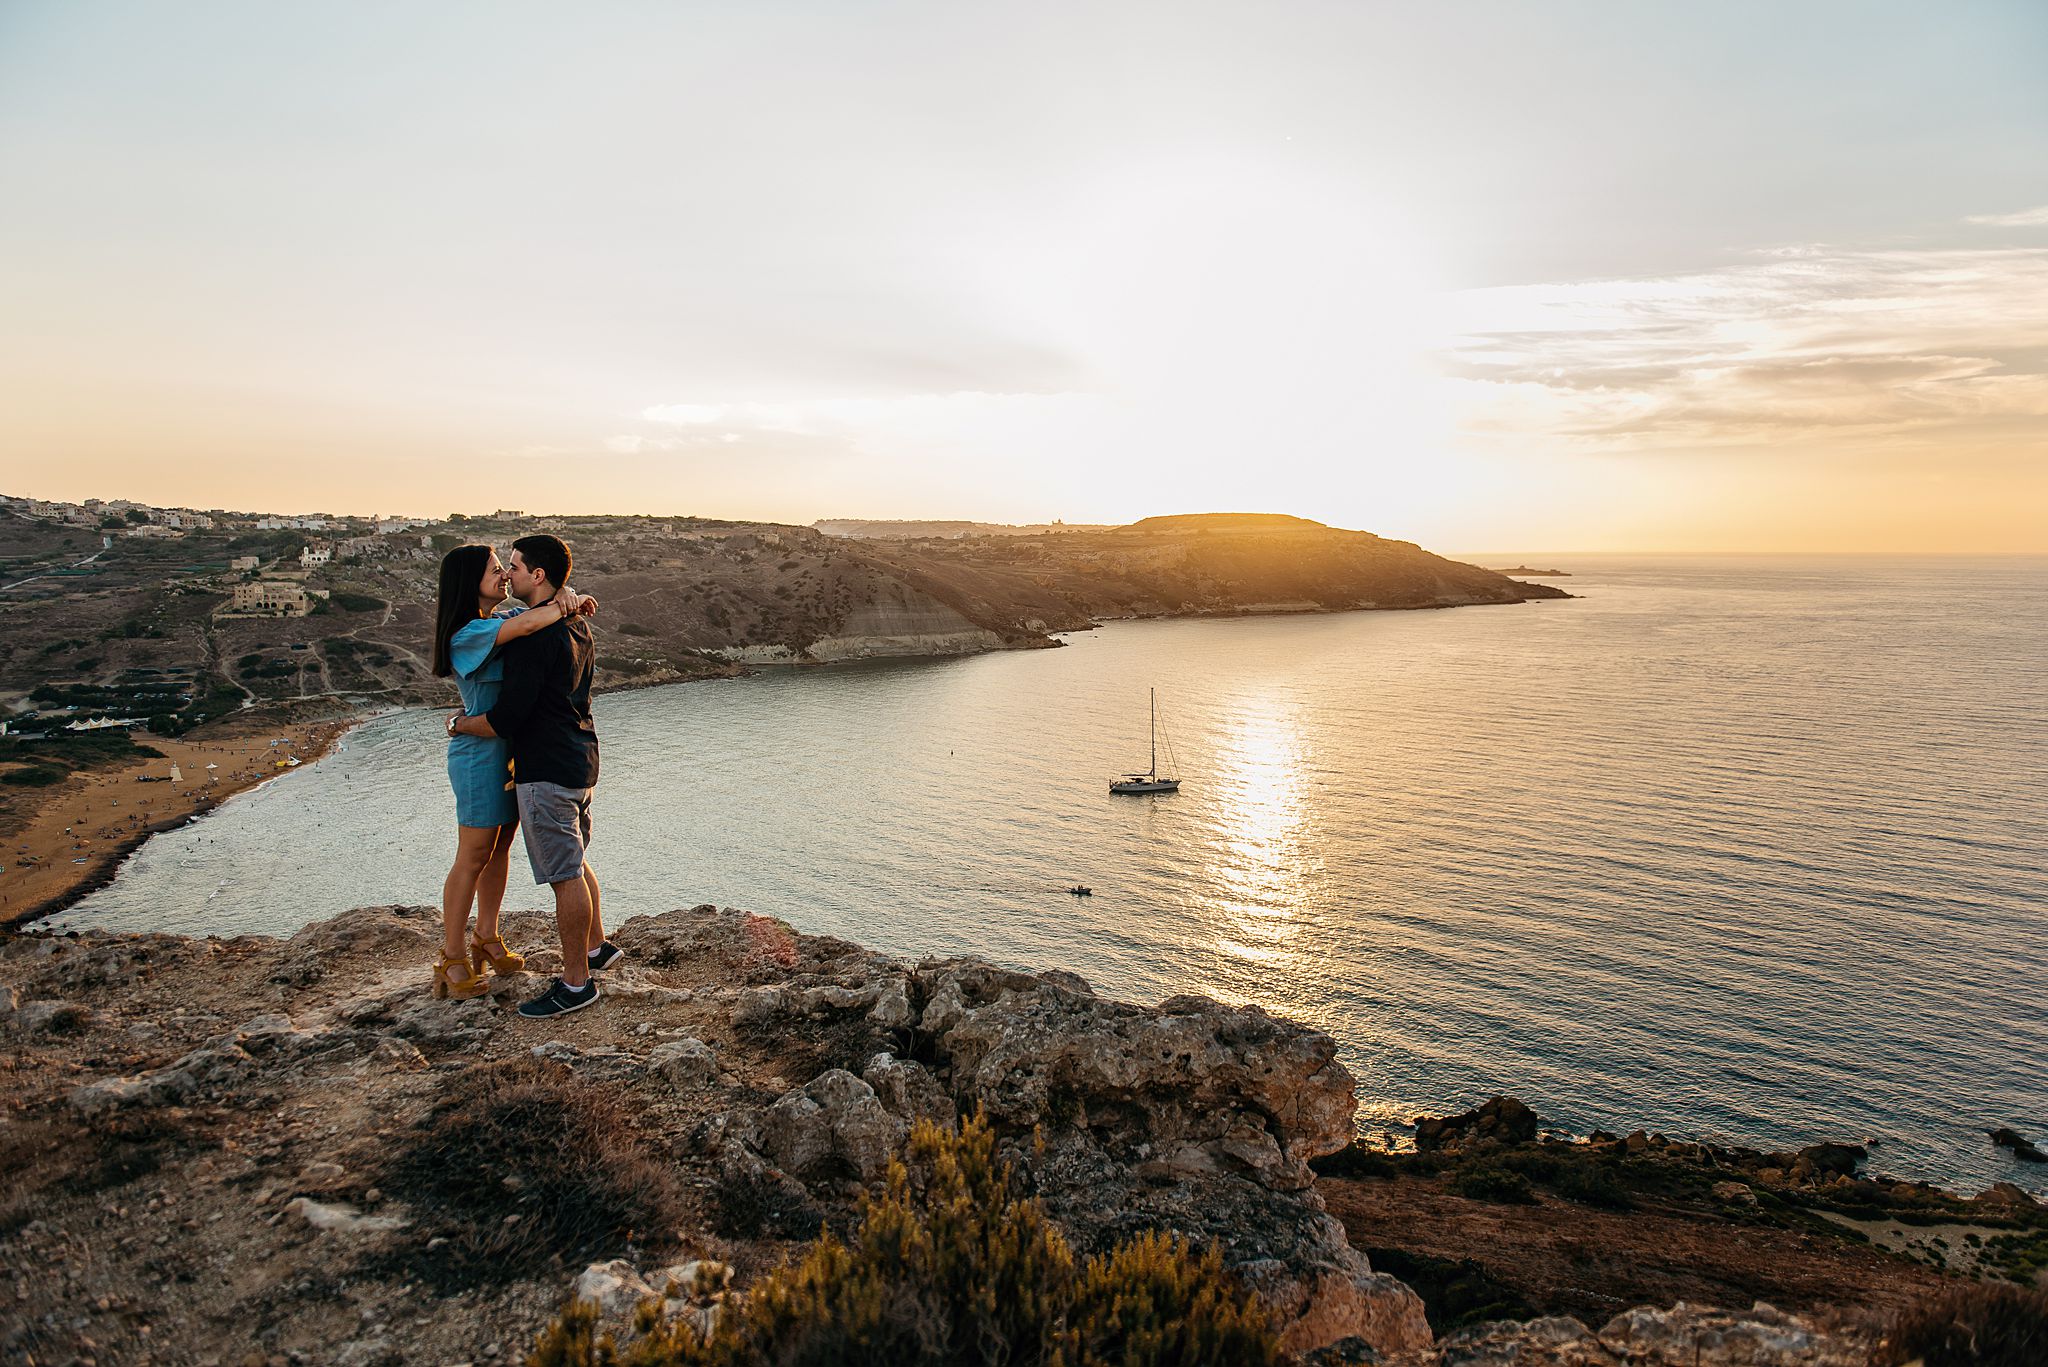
[1442,245,2048,449]
[1965,206,2048,227]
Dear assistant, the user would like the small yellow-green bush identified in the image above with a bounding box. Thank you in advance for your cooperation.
[530,1111,1278,1367]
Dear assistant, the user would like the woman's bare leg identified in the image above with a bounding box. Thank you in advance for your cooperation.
[440,825,500,960]
[474,821,518,945]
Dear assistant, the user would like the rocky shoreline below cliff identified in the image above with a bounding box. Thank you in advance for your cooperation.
[3,905,2042,1365]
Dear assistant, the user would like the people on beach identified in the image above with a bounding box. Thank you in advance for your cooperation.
[429,542,594,1002]
[447,534,620,1019]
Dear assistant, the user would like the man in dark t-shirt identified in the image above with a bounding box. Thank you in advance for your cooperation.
[450,534,622,1018]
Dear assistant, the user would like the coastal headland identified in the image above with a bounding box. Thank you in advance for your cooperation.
[0,498,1570,725]
[3,904,2042,1364]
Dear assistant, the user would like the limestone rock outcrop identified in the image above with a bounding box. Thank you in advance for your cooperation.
[726,1067,907,1190]
[1413,1095,1540,1152]
[9,903,1438,1361]
[721,947,1432,1356]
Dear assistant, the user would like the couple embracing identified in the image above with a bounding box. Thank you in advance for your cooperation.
[428,534,621,1019]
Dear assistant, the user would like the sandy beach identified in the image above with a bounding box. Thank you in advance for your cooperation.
[0,717,352,927]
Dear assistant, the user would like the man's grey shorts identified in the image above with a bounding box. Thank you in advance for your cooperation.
[516,781,593,885]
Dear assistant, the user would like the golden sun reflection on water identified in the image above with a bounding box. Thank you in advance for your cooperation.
[1199,696,1324,1002]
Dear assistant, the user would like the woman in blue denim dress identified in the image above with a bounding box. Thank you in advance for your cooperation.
[427,544,591,1000]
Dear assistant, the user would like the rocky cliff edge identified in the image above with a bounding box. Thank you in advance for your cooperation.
[2,904,1865,1365]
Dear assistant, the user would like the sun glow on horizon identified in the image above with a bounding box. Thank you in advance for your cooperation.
[1,3,2043,549]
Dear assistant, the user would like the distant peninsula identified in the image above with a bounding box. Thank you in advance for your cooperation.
[0,497,1572,728]
[1493,565,1571,577]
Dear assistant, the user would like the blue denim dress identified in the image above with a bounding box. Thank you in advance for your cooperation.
[446,608,522,828]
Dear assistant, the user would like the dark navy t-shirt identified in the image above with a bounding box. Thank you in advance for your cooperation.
[485,616,599,789]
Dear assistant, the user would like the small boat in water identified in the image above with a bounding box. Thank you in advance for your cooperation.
[1110,688,1182,795]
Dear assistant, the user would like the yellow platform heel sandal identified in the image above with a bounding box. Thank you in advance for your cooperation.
[433,952,488,1001]
[469,934,527,978]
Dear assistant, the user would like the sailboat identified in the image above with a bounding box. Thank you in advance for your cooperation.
[1110,688,1182,794]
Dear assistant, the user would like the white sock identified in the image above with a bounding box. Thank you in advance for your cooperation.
[587,944,604,960]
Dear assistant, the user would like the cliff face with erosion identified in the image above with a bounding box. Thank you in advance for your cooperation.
[0,905,1865,1365]
[716,583,1006,663]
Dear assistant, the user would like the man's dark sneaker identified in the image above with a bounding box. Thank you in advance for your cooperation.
[516,977,600,1019]
[586,941,625,972]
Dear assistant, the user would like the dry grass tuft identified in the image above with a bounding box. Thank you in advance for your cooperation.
[1874,1281,2048,1367]
[376,1055,687,1290]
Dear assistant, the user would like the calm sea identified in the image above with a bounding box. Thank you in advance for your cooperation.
[58,555,2048,1196]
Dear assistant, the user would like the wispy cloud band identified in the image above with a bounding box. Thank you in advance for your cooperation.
[1443,245,2048,449]
[1965,205,2048,228]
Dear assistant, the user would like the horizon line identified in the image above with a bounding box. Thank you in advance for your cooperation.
[6,487,2045,557]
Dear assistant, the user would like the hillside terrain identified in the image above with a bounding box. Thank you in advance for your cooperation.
[0,502,1566,736]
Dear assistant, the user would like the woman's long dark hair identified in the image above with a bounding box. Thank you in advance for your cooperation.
[431,544,492,678]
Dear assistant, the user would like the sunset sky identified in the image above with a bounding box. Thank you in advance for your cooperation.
[2,2,2044,550]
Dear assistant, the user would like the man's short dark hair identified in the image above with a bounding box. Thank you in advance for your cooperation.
[512,534,571,590]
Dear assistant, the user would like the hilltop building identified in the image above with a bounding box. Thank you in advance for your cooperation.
[227,580,310,616]
[299,542,333,567]
[22,499,95,525]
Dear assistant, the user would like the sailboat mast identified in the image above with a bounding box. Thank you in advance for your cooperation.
[1149,687,1157,776]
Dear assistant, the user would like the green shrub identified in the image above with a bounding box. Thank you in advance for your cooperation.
[1543,1160,1632,1210]
[1982,1227,2048,1284]
[1,767,64,787]
[1065,1229,1276,1367]
[331,591,387,613]
[1446,1167,1536,1205]
[1875,1282,2048,1366]
[618,623,657,637]
[1309,1142,1401,1180]
[529,1110,1278,1367]
[1484,1149,1634,1210]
